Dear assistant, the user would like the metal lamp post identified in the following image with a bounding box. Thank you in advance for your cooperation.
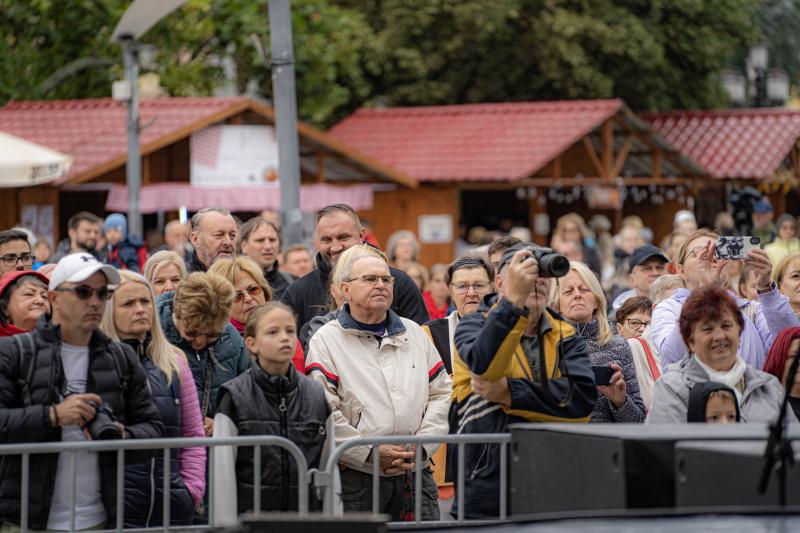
[723,43,790,108]
[269,0,303,247]
[111,0,186,238]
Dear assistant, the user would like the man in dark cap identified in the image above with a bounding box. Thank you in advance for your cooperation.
[610,244,669,312]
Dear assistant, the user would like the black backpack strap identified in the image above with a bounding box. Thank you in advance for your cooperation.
[107,341,129,392]
[14,333,38,407]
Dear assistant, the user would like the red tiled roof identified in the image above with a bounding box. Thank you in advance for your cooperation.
[328,99,624,182]
[643,108,800,180]
[0,97,249,184]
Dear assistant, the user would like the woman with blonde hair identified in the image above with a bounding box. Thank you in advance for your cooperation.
[100,271,206,527]
[386,230,420,271]
[553,213,602,277]
[209,256,305,371]
[773,251,800,320]
[552,262,645,422]
[208,256,273,334]
[144,250,187,295]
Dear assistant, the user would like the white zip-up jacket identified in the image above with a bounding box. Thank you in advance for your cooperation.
[306,305,452,474]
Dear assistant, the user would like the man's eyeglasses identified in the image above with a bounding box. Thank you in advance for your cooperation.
[451,282,491,294]
[234,285,263,303]
[626,319,650,331]
[1,254,35,267]
[54,285,114,301]
[346,274,395,286]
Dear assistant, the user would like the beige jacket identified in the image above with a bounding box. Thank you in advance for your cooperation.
[306,306,452,474]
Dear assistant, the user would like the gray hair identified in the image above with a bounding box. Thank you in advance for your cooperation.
[191,206,232,232]
[144,250,188,284]
[332,244,388,286]
[649,274,683,306]
[386,230,420,262]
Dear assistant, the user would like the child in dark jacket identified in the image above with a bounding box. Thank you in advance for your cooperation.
[687,382,741,424]
[104,213,145,272]
[212,302,334,526]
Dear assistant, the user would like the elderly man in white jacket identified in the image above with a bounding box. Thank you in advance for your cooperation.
[306,245,452,521]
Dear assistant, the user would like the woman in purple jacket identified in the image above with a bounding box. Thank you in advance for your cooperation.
[651,229,799,371]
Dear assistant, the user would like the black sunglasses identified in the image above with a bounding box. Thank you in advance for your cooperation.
[54,286,115,301]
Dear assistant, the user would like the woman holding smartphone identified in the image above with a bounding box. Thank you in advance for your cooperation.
[651,229,798,371]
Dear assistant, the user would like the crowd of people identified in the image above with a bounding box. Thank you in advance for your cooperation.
[1,198,800,528]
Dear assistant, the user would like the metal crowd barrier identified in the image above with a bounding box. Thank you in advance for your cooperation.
[0,433,511,532]
[0,435,309,533]
[311,433,512,525]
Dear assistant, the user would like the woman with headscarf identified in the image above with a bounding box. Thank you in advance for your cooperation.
[552,261,645,423]
[0,270,50,336]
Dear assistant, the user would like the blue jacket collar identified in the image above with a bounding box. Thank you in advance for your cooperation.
[338,303,406,336]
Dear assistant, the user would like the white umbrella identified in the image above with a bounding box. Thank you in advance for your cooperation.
[0,131,72,187]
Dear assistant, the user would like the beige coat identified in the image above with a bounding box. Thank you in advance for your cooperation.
[306,307,452,474]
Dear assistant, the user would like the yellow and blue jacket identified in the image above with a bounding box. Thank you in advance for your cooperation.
[449,294,597,517]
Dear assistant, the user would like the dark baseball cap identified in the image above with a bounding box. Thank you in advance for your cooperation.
[628,244,669,272]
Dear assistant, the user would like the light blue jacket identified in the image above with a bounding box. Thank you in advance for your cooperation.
[651,286,799,370]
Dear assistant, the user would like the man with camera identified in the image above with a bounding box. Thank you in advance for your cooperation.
[452,243,597,518]
[0,253,163,530]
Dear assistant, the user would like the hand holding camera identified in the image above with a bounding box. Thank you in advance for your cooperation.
[54,394,125,440]
[54,393,101,427]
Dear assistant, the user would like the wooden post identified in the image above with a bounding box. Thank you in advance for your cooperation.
[553,155,562,180]
[601,119,613,179]
[527,189,548,246]
[315,152,326,183]
[582,136,605,178]
[653,149,663,179]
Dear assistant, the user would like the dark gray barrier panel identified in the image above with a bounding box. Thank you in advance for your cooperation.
[675,440,800,508]
[508,423,783,516]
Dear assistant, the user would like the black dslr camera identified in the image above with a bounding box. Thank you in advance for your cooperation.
[88,402,122,440]
[522,245,570,278]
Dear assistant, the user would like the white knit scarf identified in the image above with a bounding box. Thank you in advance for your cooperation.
[694,355,748,401]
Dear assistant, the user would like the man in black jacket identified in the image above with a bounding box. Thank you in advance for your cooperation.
[281,204,429,329]
[186,206,238,272]
[0,253,164,530]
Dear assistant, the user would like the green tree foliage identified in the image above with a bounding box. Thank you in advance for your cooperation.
[338,0,761,112]
[0,0,761,128]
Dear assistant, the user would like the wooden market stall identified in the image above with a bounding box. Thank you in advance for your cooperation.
[330,99,710,266]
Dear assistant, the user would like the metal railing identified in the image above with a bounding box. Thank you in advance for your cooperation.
[311,433,512,525]
[0,433,511,531]
[0,435,309,533]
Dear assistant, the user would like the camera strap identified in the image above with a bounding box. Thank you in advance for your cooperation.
[108,342,129,393]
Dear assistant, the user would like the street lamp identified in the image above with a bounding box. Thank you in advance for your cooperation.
[724,43,790,108]
[111,0,186,239]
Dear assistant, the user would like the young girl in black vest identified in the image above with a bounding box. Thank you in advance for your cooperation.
[212,302,333,525]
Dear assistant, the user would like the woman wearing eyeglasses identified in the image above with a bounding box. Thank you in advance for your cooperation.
[0,270,50,336]
[615,296,660,411]
[100,271,206,527]
[157,272,249,437]
[651,228,799,371]
[422,256,494,375]
[209,256,305,372]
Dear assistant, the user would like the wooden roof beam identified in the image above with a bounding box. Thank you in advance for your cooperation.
[582,135,606,178]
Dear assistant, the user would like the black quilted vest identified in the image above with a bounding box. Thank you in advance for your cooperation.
[216,362,329,513]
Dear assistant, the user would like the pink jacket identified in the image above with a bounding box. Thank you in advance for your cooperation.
[177,355,207,505]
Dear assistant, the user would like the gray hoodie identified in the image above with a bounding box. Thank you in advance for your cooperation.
[646,355,793,424]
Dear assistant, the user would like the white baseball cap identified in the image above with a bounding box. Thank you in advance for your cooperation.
[48,253,121,290]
